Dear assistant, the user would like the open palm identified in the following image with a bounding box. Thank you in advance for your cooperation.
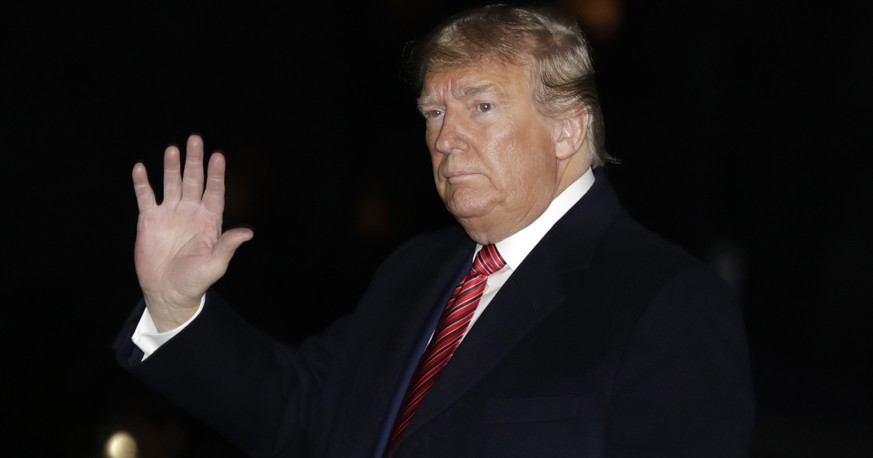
[131,134,253,331]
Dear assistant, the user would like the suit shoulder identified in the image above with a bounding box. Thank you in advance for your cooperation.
[600,212,730,290]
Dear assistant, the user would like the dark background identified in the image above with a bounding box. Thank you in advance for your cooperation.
[3,0,871,456]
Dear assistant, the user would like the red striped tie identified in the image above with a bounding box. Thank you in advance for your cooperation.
[384,244,506,455]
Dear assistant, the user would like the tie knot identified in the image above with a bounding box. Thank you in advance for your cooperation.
[472,244,506,277]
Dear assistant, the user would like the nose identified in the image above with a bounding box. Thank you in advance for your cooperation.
[433,111,465,155]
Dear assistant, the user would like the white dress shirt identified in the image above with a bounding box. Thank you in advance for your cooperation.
[468,167,595,330]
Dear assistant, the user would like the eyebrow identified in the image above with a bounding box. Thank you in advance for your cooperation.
[417,83,499,110]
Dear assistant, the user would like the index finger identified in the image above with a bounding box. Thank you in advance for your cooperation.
[201,151,227,215]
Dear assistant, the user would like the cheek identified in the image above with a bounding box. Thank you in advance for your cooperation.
[495,133,554,190]
[424,125,438,147]
[490,133,540,178]
[428,145,443,171]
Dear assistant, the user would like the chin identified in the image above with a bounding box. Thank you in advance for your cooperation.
[447,201,490,221]
[444,186,498,217]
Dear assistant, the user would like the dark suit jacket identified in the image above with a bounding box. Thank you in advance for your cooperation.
[114,168,755,457]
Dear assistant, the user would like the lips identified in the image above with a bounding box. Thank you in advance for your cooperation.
[441,163,477,178]
[443,171,479,183]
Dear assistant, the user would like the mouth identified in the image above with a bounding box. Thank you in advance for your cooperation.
[444,171,477,183]
[442,165,477,178]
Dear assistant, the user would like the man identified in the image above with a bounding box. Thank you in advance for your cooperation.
[114,4,754,457]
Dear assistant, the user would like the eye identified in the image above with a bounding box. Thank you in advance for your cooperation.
[476,102,494,113]
[423,108,444,119]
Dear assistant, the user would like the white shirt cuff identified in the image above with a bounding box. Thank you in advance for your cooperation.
[131,295,206,361]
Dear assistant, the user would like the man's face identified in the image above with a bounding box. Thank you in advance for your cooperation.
[419,59,561,242]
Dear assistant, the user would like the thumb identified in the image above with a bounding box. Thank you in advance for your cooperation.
[213,227,255,265]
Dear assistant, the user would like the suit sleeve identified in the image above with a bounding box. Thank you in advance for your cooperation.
[606,268,755,457]
[112,290,348,457]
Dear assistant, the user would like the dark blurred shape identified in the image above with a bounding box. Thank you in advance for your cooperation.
[559,0,623,43]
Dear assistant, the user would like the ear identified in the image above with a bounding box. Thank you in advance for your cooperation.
[554,110,589,160]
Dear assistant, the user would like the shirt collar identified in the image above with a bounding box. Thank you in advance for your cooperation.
[491,167,595,270]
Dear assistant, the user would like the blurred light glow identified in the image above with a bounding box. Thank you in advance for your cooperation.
[560,0,623,42]
[105,430,138,458]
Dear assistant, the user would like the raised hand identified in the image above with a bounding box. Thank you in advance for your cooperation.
[132,134,253,332]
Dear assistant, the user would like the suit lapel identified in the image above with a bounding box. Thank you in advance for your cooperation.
[402,239,569,434]
[393,167,622,444]
[337,237,476,456]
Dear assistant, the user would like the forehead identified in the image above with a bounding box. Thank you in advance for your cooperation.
[419,59,533,104]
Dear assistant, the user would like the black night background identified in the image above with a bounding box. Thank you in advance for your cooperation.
[3,0,871,456]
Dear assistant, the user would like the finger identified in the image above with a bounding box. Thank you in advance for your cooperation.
[212,227,254,270]
[202,151,226,216]
[163,144,182,203]
[132,162,156,211]
[181,134,206,203]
